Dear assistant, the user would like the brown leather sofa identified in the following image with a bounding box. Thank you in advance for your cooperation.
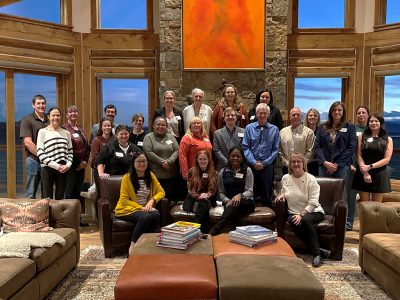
[276,177,347,260]
[0,199,80,300]
[358,201,400,300]
[98,176,169,258]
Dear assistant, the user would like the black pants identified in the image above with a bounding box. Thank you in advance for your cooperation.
[210,198,255,235]
[118,210,161,242]
[158,177,175,202]
[41,166,67,200]
[288,212,324,256]
[183,194,214,233]
[251,164,273,207]
[65,168,85,199]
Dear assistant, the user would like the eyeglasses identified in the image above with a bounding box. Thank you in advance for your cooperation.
[135,159,148,164]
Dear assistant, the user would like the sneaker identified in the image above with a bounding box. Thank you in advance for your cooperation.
[312,255,322,268]
[319,248,331,259]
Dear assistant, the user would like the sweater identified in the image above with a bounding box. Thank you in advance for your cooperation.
[115,172,165,216]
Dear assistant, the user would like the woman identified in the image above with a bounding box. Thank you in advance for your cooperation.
[115,152,165,255]
[97,124,141,178]
[179,116,213,180]
[129,113,147,149]
[37,107,73,199]
[152,91,185,143]
[354,106,369,134]
[183,150,217,233]
[182,88,213,135]
[276,153,330,268]
[209,147,254,236]
[315,101,356,195]
[304,108,320,134]
[143,116,179,200]
[352,114,393,202]
[211,84,248,136]
[248,88,283,130]
[304,108,321,176]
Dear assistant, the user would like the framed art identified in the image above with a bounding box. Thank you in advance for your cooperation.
[182,0,265,70]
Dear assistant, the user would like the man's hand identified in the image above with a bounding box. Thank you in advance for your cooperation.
[254,161,264,171]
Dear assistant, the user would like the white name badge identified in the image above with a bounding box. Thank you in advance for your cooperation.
[137,141,144,146]
[115,152,124,157]
[339,128,347,132]
[202,173,209,178]
[72,133,80,138]
[241,114,245,120]
[234,173,244,179]
[176,116,182,120]
[238,132,244,138]
[203,138,210,142]
[356,132,362,137]
[250,115,255,120]
[166,140,173,145]
[367,137,373,143]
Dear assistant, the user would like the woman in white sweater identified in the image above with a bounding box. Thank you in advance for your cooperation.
[276,152,329,268]
[37,107,73,199]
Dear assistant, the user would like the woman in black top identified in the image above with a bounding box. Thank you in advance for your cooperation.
[129,113,147,149]
[98,124,141,177]
[209,147,254,236]
[248,88,283,130]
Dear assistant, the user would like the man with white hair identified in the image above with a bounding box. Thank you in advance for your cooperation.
[182,88,213,135]
[242,103,280,207]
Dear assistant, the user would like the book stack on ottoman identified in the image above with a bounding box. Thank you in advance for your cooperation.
[229,225,277,247]
[157,221,201,250]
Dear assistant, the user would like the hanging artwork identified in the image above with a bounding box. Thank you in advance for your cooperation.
[183,0,265,70]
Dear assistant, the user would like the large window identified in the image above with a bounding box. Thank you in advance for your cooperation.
[294,77,342,121]
[99,0,147,29]
[0,0,61,24]
[100,79,149,130]
[386,0,400,24]
[384,75,400,180]
[298,0,345,28]
[0,71,6,197]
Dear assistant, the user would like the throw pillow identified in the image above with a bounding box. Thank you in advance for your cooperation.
[0,198,52,232]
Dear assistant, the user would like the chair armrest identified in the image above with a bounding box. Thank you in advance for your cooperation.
[98,197,113,256]
[275,200,287,237]
[333,200,347,233]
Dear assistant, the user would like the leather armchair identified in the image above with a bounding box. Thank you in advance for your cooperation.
[98,176,169,258]
[276,177,347,260]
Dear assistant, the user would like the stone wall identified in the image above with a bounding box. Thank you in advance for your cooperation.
[159,0,288,113]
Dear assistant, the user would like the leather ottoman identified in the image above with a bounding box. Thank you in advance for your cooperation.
[115,254,218,300]
[131,233,213,255]
[212,234,296,258]
[216,255,324,300]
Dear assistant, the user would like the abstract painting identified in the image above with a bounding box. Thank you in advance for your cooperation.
[183,0,265,69]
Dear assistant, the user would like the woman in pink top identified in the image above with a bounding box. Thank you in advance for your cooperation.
[179,116,212,180]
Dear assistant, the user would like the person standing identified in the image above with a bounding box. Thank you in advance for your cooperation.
[20,94,49,198]
[242,103,280,207]
[89,104,118,144]
[37,107,73,199]
[248,88,283,130]
[279,107,315,175]
[304,108,321,176]
[129,113,147,150]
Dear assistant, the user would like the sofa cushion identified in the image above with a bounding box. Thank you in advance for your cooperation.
[363,233,400,272]
[0,198,51,232]
[0,258,36,299]
[30,228,77,272]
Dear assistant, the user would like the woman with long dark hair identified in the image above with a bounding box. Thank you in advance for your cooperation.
[352,114,393,202]
[209,147,254,236]
[115,152,165,254]
[182,150,217,233]
[248,88,283,129]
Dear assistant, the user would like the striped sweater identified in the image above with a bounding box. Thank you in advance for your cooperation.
[37,128,73,170]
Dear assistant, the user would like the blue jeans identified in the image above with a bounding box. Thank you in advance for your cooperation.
[25,157,41,199]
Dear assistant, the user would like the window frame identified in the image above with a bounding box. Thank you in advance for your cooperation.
[291,0,355,33]
[374,0,400,31]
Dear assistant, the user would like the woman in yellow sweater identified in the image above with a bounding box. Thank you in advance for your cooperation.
[115,152,165,254]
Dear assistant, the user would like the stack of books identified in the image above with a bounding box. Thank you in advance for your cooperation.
[229,225,278,247]
[157,221,202,250]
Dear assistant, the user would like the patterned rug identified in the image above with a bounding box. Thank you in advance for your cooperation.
[46,246,391,300]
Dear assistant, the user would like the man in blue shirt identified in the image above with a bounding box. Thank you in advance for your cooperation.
[242,103,280,207]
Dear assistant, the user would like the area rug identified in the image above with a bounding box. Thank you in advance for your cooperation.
[46,246,392,300]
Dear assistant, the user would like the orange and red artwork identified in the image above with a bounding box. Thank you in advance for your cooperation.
[183,0,265,69]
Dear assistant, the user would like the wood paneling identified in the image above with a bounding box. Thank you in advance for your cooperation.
[5,70,15,198]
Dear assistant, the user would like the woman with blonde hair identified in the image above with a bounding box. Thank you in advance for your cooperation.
[304,108,320,134]
[179,116,212,180]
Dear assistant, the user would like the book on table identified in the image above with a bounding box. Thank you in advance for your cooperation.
[161,221,201,236]
[157,221,202,250]
[235,225,272,236]
[229,235,277,248]
[228,225,278,248]
[229,230,277,242]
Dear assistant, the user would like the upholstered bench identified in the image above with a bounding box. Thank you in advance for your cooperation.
[212,234,296,258]
[216,255,324,300]
[170,204,276,231]
[131,232,213,255]
[114,254,218,300]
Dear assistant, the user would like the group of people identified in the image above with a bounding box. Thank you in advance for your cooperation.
[20,85,393,261]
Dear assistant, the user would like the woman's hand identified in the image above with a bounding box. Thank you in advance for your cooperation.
[363,172,372,183]
[227,194,241,207]
[292,214,302,226]
[142,199,156,212]
[275,194,285,202]
[76,161,87,171]
[198,193,208,200]
[162,160,171,170]
[360,164,371,174]
[58,165,69,174]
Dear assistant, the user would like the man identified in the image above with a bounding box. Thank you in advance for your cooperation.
[213,107,245,171]
[242,103,280,207]
[20,94,49,198]
[89,104,118,144]
[279,107,315,174]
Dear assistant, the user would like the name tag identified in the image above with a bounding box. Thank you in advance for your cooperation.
[241,114,245,120]
[367,137,373,143]
[202,173,208,178]
[115,152,123,157]
[166,140,173,145]
[250,115,255,120]
[356,132,362,137]
[339,128,347,133]
[72,133,80,138]
[238,132,244,138]
[203,138,210,142]
[137,141,144,146]
[176,116,182,120]
[235,173,244,179]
